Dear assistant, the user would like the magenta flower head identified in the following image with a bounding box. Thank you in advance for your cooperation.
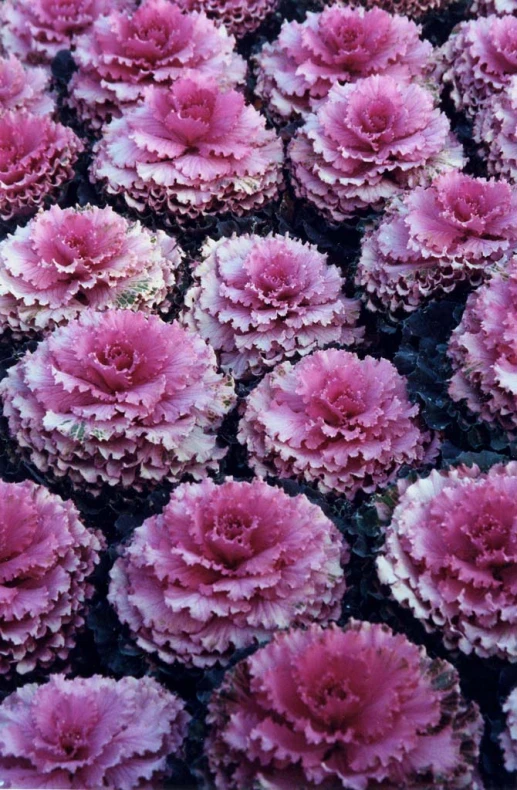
[289,74,463,222]
[109,477,348,668]
[356,171,517,317]
[91,76,284,224]
[474,76,517,182]
[0,310,236,492]
[0,674,190,789]
[254,5,433,122]
[68,0,246,130]
[206,620,483,789]
[174,0,278,37]
[182,233,363,379]
[239,347,434,499]
[0,110,82,222]
[441,15,517,119]
[0,204,182,339]
[0,54,54,115]
[448,264,517,434]
[0,0,135,66]
[378,462,517,660]
[0,479,102,676]
[501,687,517,773]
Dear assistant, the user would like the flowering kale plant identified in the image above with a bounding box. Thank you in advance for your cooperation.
[0,0,514,786]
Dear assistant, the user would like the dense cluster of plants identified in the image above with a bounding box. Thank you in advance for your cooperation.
[1,0,517,788]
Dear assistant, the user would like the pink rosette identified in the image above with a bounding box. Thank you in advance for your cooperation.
[448,263,517,434]
[0,309,236,492]
[289,75,463,222]
[109,477,348,668]
[206,620,483,789]
[0,110,82,222]
[378,462,517,660]
[440,15,517,119]
[0,0,135,65]
[0,204,182,339]
[91,76,284,224]
[68,0,246,130]
[174,0,278,37]
[182,233,363,379]
[254,5,433,122]
[356,171,517,316]
[238,347,435,499]
[0,54,54,115]
[0,674,190,789]
[0,479,102,676]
